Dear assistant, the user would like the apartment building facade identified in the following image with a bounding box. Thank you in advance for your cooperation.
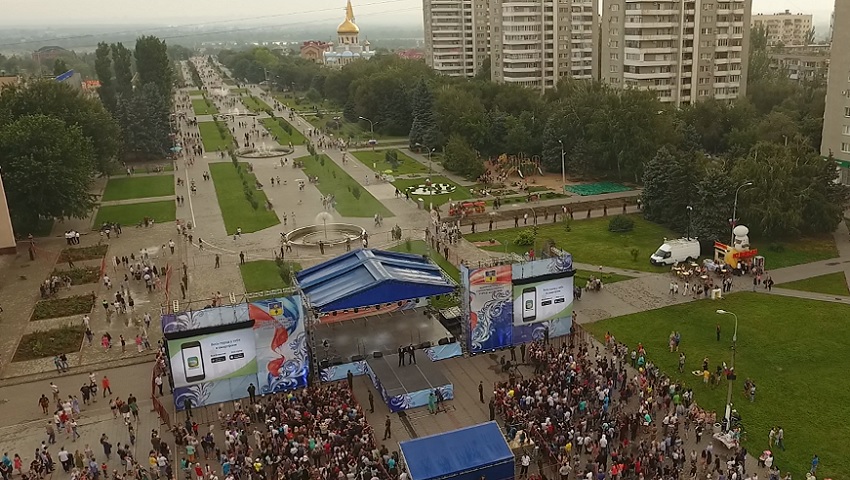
[821,0,850,183]
[751,10,813,46]
[768,44,829,83]
[601,0,751,106]
[489,0,599,88]
[423,0,491,77]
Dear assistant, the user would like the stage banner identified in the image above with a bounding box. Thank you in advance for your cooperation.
[318,298,422,324]
[251,297,310,394]
[511,256,575,344]
[161,303,250,333]
[168,327,258,410]
[320,360,368,383]
[425,342,463,361]
[466,265,513,354]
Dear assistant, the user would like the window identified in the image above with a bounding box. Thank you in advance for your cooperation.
[844,125,850,136]
[610,3,619,11]
[842,143,850,154]
[610,65,619,73]
[845,107,850,118]
[610,53,619,60]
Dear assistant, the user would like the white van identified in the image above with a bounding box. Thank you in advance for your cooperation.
[650,238,700,266]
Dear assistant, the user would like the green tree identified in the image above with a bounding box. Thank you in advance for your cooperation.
[134,36,173,102]
[52,59,69,77]
[409,79,441,150]
[0,80,119,174]
[691,165,735,242]
[443,134,482,179]
[475,57,491,81]
[94,42,117,113]
[123,83,171,157]
[640,147,703,234]
[0,114,96,230]
[111,42,134,101]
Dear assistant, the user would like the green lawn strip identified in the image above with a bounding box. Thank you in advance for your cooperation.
[188,90,204,96]
[750,234,838,269]
[390,240,460,282]
[208,162,280,234]
[94,200,176,227]
[273,94,336,113]
[573,269,632,287]
[240,260,286,292]
[465,215,673,272]
[298,155,393,218]
[391,176,473,207]
[305,114,407,142]
[198,121,234,151]
[260,117,307,145]
[242,95,272,113]
[352,150,427,175]
[585,292,848,480]
[14,325,85,361]
[101,175,175,201]
[777,271,850,296]
[191,98,218,115]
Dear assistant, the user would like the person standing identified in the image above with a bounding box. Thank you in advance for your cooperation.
[247,383,256,404]
[383,415,392,440]
[368,390,374,413]
[478,381,484,403]
[102,376,112,397]
[716,324,721,342]
[427,392,437,415]
[408,345,417,365]
[397,346,405,367]
[776,426,785,451]
[346,370,354,390]
[488,398,495,421]
[520,343,526,363]
[520,452,531,478]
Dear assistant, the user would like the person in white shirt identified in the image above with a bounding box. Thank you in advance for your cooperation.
[520,454,531,478]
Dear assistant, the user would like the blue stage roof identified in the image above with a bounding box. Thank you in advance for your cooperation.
[400,422,514,480]
[295,249,456,312]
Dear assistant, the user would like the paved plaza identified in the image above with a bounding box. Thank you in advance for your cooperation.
[1,56,850,480]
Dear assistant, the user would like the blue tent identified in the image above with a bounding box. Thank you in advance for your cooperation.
[399,422,514,480]
[295,249,456,312]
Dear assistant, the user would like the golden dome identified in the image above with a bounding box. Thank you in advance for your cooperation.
[338,18,360,34]
[337,0,360,34]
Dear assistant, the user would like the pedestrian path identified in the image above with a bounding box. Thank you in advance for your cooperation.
[99,195,176,207]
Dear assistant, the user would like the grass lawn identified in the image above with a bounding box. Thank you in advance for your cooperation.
[392,176,473,207]
[209,162,280,234]
[305,114,407,142]
[585,292,848,479]
[101,175,175,201]
[777,271,850,296]
[188,90,204,96]
[273,93,337,113]
[192,98,218,115]
[240,260,285,292]
[298,155,393,218]
[390,240,460,282]
[198,121,233,151]
[13,325,85,361]
[260,117,306,145]
[466,215,673,272]
[94,200,175,227]
[242,95,272,113]
[352,150,427,175]
[573,269,632,287]
[751,234,838,269]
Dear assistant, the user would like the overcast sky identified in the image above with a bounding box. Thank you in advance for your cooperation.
[0,0,836,28]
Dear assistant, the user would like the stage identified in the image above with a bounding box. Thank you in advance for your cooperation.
[365,354,454,412]
[315,308,452,363]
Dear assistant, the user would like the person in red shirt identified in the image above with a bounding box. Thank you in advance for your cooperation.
[101,376,112,397]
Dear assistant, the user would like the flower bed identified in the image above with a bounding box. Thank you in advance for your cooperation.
[31,294,96,321]
[58,245,108,262]
[13,325,85,362]
[51,266,100,285]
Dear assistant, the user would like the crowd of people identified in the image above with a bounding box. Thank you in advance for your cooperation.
[493,332,786,480]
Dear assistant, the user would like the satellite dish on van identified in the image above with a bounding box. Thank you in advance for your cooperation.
[732,225,749,237]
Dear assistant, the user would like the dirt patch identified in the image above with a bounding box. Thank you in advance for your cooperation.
[58,245,108,263]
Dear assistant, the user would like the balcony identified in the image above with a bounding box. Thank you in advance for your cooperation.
[625,34,678,41]
[624,9,679,15]
[624,71,677,80]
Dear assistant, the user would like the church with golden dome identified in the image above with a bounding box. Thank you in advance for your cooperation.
[323,0,375,67]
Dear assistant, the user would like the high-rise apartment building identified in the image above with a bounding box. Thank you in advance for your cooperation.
[601,0,751,106]
[751,10,813,46]
[489,0,599,88]
[423,0,491,77]
[821,0,850,183]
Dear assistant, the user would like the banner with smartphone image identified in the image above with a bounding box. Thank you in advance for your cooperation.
[512,276,573,326]
[168,328,258,388]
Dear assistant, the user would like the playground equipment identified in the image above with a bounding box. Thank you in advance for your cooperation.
[448,201,486,217]
[494,153,543,180]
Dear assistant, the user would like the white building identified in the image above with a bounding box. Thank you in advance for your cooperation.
[422,0,492,77]
[323,0,376,67]
[751,10,813,46]
[601,0,752,106]
[489,0,599,89]
[821,0,850,183]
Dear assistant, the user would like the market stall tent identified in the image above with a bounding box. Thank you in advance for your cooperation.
[399,422,514,480]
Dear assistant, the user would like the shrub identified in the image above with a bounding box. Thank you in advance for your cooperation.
[768,243,785,253]
[351,186,362,200]
[630,248,640,262]
[52,267,100,285]
[514,229,536,247]
[14,325,86,361]
[32,294,95,321]
[385,150,400,171]
[58,245,108,262]
[608,215,635,233]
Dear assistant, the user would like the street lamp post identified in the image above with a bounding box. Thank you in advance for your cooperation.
[730,181,753,245]
[415,143,436,178]
[557,139,566,187]
[716,309,739,432]
[686,205,693,240]
[358,116,377,151]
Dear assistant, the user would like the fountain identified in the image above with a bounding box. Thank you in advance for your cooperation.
[236,143,292,159]
[285,213,366,247]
